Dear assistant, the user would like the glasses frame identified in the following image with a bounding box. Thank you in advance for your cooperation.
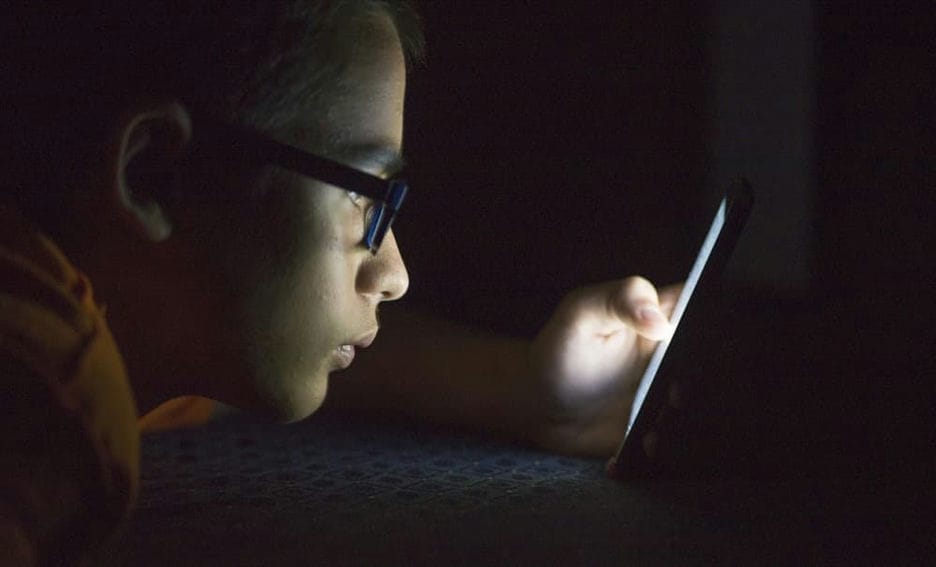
[196,118,408,254]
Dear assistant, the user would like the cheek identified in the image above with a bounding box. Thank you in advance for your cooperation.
[178,174,367,418]
[240,192,362,393]
[249,191,354,342]
[279,244,354,342]
[249,219,362,418]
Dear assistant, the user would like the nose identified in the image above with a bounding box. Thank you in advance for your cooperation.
[356,228,409,302]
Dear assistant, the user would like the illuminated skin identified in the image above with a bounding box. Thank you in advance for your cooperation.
[528,277,681,455]
[202,11,411,420]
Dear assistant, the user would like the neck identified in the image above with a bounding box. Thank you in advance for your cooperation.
[65,213,247,418]
[104,300,187,416]
[71,240,194,416]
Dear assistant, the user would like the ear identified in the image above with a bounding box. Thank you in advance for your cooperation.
[107,101,193,242]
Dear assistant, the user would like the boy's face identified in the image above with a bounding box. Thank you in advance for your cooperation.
[171,11,409,420]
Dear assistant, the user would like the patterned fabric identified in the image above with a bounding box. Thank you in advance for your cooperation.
[115,413,923,566]
[114,412,613,565]
[136,412,603,519]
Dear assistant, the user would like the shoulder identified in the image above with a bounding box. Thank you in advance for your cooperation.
[0,205,140,564]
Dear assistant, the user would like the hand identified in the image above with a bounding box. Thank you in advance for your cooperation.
[527,276,682,458]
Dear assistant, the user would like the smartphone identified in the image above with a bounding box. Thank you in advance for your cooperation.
[610,178,753,479]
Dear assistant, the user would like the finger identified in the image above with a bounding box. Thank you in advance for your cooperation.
[609,276,675,342]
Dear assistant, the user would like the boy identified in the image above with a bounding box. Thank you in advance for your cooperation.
[1,3,676,564]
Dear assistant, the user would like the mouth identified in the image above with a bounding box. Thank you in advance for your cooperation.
[333,344,356,369]
[333,330,378,370]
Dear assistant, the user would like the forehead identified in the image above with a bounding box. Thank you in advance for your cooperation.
[295,10,406,156]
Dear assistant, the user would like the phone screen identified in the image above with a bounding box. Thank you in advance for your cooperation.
[612,180,752,477]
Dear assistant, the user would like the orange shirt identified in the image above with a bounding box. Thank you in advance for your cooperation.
[0,205,213,564]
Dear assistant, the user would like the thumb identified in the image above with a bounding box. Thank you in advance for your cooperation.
[611,276,675,342]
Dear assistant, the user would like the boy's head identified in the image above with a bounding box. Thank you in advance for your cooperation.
[3,2,423,419]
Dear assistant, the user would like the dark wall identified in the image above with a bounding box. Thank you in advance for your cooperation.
[812,3,935,478]
[399,2,710,335]
[396,2,934,479]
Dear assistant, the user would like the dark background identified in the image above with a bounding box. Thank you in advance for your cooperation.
[392,2,934,481]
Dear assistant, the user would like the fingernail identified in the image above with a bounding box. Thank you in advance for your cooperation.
[638,305,666,323]
[638,305,675,340]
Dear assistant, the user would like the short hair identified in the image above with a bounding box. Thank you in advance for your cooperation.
[2,1,424,206]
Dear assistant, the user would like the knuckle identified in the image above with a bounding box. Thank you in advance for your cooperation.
[620,275,658,305]
[622,275,651,293]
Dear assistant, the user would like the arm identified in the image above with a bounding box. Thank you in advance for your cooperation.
[326,307,538,441]
[327,276,680,458]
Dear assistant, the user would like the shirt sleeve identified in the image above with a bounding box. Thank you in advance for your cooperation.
[1,210,140,565]
[139,396,218,434]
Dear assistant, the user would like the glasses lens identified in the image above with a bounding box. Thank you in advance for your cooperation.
[364,180,408,253]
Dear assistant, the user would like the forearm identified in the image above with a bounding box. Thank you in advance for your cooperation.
[326,306,540,440]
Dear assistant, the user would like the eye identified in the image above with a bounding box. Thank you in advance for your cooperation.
[347,191,364,208]
[346,191,376,226]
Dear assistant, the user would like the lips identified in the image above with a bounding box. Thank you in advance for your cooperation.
[333,330,378,370]
[333,344,356,369]
[352,330,378,349]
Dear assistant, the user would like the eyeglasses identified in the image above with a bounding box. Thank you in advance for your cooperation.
[197,118,408,254]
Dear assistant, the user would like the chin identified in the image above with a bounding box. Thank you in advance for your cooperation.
[230,353,333,423]
[267,371,330,423]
